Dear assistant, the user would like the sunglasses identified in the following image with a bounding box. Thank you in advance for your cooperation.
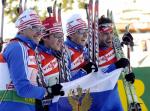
[30,25,44,33]
[49,33,64,40]
[76,29,88,35]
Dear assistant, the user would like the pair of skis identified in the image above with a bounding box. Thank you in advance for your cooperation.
[87,0,99,71]
[107,10,141,111]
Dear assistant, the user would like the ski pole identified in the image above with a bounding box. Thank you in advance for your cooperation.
[124,25,142,111]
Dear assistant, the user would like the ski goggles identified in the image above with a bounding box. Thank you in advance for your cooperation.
[29,25,45,33]
[76,29,88,35]
[50,33,64,40]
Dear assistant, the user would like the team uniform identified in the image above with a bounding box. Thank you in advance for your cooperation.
[65,38,88,81]
[0,35,46,111]
[98,18,124,111]
[37,16,65,111]
[0,10,46,111]
[38,45,60,87]
[99,47,123,111]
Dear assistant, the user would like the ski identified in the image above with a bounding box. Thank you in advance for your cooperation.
[87,0,93,63]
[57,3,61,22]
[18,0,23,15]
[24,0,27,10]
[93,0,99,71]
[35,48,47,87]
[53,0,57,20]
[0,0,6,52]
[87,0,99,71]
[57,3,71,82]
[34,48,51,111]
[108,10,141,111]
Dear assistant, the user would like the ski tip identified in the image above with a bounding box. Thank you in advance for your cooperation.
[54,0,57,4]
[53,0,57,9]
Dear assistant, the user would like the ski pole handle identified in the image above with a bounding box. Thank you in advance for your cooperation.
[47,7,52,17]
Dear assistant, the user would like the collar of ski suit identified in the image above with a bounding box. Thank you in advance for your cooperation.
[99,47,113,51]
[38,44,53,55]
[15,34,37,50]
[100,47,109,50]
[38,44,61,57]
[65,38,84,51]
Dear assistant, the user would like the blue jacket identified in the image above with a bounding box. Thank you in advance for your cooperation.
[65,38,117,80]
[65,38,88,81]
[0,34,46,111]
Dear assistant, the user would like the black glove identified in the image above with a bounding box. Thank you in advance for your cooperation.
[49,84,64,96]
[82,62,98,74]
[125,72,135,84]
[121,32,134,46]
[115,58,130,68]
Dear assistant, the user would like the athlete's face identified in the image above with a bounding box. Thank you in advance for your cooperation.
[44,32,63,51]
[99,31,113,48]
[22,25,43,44]
[70,29,88,46]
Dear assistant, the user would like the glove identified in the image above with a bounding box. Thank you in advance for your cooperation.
[82,62,98,74]
[115,58,129,68]
[125,72,135,84]
[47,84,64,97]
[122,32,134,46]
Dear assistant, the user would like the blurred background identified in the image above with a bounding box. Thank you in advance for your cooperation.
[0,0,150,110]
